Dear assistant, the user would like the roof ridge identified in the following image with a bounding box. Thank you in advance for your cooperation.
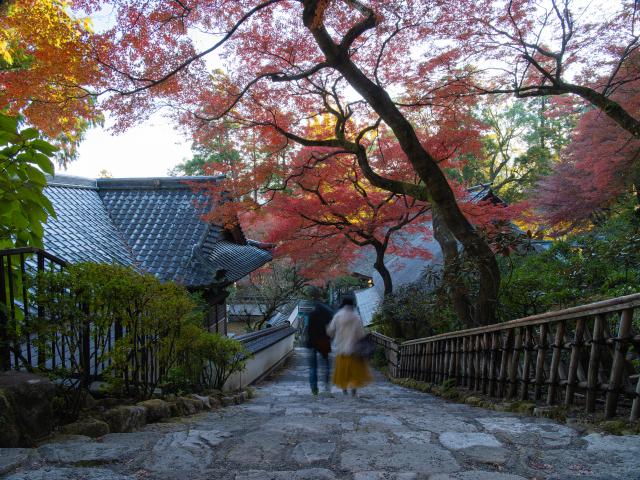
[96,176,224,190]
[47,174,97,188]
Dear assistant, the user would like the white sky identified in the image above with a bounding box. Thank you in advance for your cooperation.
[62,114,192,178]
[61,7,213,180]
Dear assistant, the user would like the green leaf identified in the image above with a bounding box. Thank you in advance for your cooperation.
[0,114,18,134]
[18,127,39,140]
[30,139,59,156]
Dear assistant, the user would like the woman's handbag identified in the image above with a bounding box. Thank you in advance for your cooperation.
[354,334,375,359]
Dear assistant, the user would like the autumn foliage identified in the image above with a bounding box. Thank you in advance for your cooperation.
[0,0,100,160]
[6,0,640,325]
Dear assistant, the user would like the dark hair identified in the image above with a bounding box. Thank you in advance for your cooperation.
[340,295,356,308]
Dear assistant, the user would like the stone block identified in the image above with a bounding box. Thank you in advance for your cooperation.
[137,399,171,422]
[190,394,211,409]
[0,371,55,447]
[170,396,203,417]
[208,395,222,409]
[60,417,109,438]
[103,405,147,433]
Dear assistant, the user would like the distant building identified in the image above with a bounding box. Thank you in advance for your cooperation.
[351,184,505,326]
[43,174,272,335]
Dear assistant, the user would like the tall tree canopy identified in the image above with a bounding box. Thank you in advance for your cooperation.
[21,0,634,323]
[0,0,100,161]
[76,0,505,325]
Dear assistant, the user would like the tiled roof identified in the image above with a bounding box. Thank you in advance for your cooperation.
[43,174,272,288]
[44,184,135,266]
[350,184,504,297]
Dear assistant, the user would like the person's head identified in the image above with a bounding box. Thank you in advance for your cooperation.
[340,295,356,309]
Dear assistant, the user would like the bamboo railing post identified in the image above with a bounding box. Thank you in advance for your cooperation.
[420,343,427,381]
[586,314,605,412]
[508,327,523,399]
[409,344,415,378]
[605,309,633,418]
[425,342,433,382]
[498,329,514,398]
[474,335,482,391]
[449,338,460,385]
[462,337,469,386]
[442,340,449,382]
[488,332,499,396]
[547,321,566,405]
[481,332,490,394]
[534,323,549,400]
[465,337,472,388]
[521,326,533,400]
[565,317,586,405]
[434,341,440,383]
[432,342,438,382]
[439,340,446,383]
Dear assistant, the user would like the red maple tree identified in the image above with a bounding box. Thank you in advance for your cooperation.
[260,151,432,295]
[534,85,640,232]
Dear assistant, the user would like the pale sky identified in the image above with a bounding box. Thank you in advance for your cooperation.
[61,7,212,180]
[61,113,192,179]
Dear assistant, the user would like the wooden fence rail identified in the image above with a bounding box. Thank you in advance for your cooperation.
[371,293,640,421]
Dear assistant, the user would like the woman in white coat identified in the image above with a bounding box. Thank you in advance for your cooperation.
[327,296,372,396]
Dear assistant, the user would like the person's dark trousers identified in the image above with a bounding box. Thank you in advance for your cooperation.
[308,348,331,394]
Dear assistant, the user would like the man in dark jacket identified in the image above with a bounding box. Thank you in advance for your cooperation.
[306,291,333,395]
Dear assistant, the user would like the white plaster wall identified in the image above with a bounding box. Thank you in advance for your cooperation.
[224,332,295,391]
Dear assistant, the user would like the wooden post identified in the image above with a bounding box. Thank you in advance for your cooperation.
[565,318,585,405]
[441,340,448,382]
[498,329,514,398]
[451,338,460,384]
[425,342,432,382]
[481,332,490,394]
[36,252,46,369]
[0,255,9,371]
[547,321,566,405]
[460,337,471,387]
[521,326,533,400]
[488,332,499,396]
[605,309,633,418]
[508,327,523,399]
[438,340,445,383]
[474,335,481,391]
[586,314,604,412]
[534,323,549,400]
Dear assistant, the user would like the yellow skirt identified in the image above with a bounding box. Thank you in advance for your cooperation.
[333,354,372,390]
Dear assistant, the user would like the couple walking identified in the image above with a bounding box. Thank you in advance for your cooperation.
[306,294,372,396]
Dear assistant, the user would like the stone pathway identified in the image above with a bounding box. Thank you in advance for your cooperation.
[2,348,640,480]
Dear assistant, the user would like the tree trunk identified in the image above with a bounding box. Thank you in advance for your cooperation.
[303,7,500,325]
[432,207,474,327]
[373,244,393,296]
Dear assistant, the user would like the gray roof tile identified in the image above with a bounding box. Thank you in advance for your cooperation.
[43,175,272,287]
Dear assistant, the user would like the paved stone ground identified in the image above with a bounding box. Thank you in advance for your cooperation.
[2,348,640,480]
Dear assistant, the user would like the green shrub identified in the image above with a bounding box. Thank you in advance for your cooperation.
[371,283,458,341]
[498,204,640,321]
[33,263,218,400]
[166,325,250,393]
